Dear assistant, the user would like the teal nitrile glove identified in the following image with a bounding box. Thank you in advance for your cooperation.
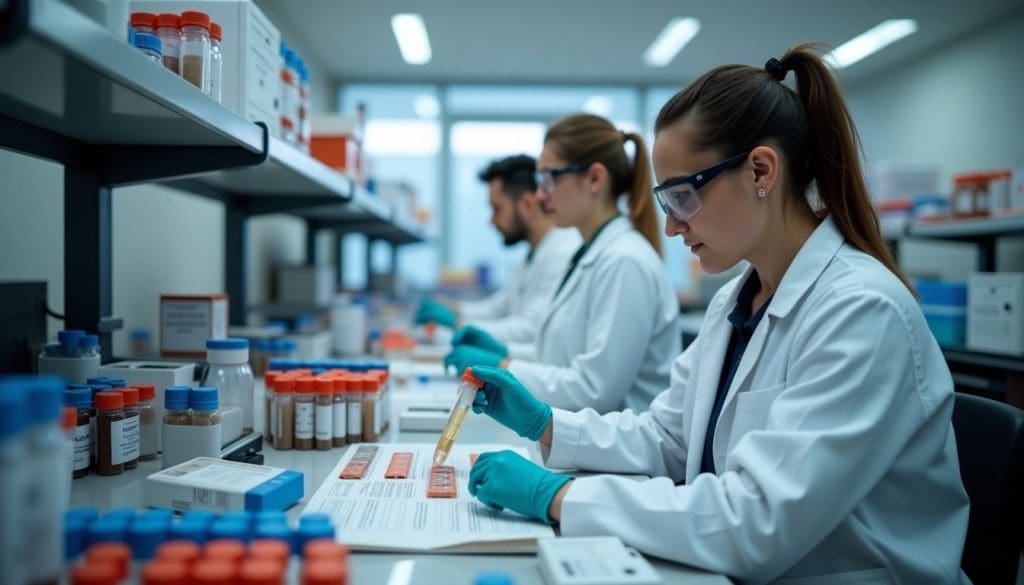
[452,325,507,356]
[469,450,573,525]
[444,345,504,374]
[469,366,551,441]
[414,297,457,328]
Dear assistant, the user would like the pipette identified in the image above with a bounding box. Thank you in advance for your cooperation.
[432,368,485,467]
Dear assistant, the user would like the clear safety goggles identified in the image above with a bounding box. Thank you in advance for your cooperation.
[653,151,750,221]
[534,163,590,194]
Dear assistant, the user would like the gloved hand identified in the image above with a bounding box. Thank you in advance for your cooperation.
[444,345,504,374]
[452,325,507,357]
[469,450,573,525]
[469,366,551,441]
[414,297,457,328]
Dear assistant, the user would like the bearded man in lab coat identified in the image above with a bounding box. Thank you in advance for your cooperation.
[415,154,579,343]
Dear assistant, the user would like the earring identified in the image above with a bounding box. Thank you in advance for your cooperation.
[757,188,766,199]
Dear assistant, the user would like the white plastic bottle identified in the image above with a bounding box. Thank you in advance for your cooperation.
[0,377,30,585]
[202,338,255,434]
[23,375,67,585]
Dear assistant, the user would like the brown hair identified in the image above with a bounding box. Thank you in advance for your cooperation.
[655,43,911,291]
[545,114,661,255]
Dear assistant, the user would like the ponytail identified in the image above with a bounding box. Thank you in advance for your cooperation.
[781,45,910,291]
[623,132,662,256]
[545,114,662,256]
[655,43,912,292]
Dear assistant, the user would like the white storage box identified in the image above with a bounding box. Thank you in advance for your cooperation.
[98,360,195,443]
[160,294,229,358]
[132,0,281,135]
[276,264,336,307]
[967,272,1024,356]
[145,457,303,512]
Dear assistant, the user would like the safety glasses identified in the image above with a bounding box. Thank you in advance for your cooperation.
[534,163,590,194]
[653,151,750,221]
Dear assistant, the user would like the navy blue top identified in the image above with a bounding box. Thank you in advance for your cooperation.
[700,272,773,475]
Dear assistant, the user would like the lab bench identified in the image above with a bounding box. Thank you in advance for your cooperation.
[70,378,731,584]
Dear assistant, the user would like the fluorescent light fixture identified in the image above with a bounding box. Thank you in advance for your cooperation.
[391,13,432,65]
[825,19,918,69]
[582,95,613,117]
[414,94,440,119]
[643,17,701,67]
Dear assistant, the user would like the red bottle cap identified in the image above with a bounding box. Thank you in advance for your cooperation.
[180,11,210,29]
[156,13,181,28]
[94,391,124,412]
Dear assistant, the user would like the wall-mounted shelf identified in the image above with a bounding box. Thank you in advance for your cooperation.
[0,0,430,347]
[909,214,1024,240]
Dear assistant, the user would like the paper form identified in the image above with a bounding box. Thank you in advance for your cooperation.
[303,443,555,553]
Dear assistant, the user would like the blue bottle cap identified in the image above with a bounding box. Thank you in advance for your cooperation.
[169,519,208,544]
[208,519,249,542]
[189,387,219,411]
[474,573,515,585]
[64,388,93,409]
[85,520,127,546]
[58,330,85,346]
[0,381,28,440]
[217,510,252,526]
[94,377,127,389]
[165,386,191,410]
[295,522,335,554]
[254,522,293,548]
[129,520,167,559]
[65,518,88,560]
[104,508,138,525]
[66,507,101,525]
[130,328,151,341]
[206,338,249,350]
[133,31,162,55]
[182,509,216,526]
[138,508,175,526]
[29,375,65,424]
[254,510,286,525]
[79,334,99,349]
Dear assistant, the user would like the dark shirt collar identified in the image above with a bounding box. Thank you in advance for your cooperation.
[727,271,772,340]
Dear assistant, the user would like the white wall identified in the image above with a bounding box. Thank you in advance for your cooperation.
[846,9,1024,279]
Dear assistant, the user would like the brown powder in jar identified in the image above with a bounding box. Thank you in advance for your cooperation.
[181,54,204,89]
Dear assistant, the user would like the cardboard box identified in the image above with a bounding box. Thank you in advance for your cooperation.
[967,272,1024,356]
[160,294,228,358]
[132,0,282,136]
[145,457,303,512]
[98,361,195,436]
[311,114,363,173]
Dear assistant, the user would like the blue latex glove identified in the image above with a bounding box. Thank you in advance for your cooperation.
[469,450,573,525]
[414,297,457,328]
[452,325,507,357]
[444,345,504,374]
[469,366,551,441]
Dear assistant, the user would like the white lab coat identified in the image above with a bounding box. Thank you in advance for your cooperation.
[459,228,580,343]
[544,217,970,584]
[508,216,680,413]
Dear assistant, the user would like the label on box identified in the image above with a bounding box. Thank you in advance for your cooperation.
[315,404,332,441]
[161,298,228,354]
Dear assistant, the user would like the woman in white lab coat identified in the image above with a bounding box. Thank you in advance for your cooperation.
[465,45,970,584]
[445,114,680,413]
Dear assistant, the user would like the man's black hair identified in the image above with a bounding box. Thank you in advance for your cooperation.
[478,154,537,200]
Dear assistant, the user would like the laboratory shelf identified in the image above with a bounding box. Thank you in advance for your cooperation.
[0,0,272,361]
[909,214,1024,240]
[0,0,267,178]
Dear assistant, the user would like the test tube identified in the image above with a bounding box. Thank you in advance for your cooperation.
[432,368,484,467]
